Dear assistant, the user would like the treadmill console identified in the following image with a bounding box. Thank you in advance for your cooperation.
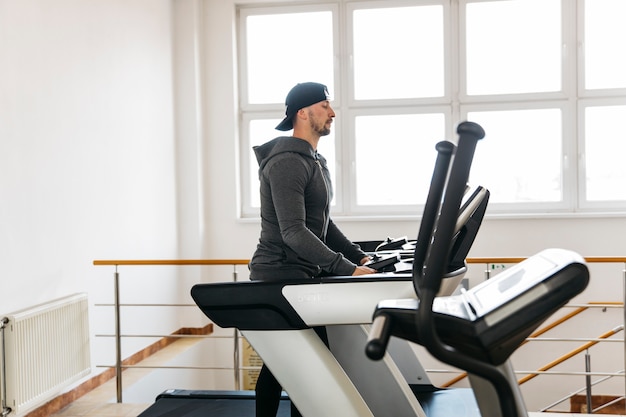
[371,248,589,365]
[364,253,401,272]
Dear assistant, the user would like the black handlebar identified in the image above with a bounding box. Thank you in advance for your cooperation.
[411,140,455,296]
[366,121,484,361]
[419,121,484,295]
[365,314,392,360]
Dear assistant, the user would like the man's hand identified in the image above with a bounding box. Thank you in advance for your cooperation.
[352,265,376,276]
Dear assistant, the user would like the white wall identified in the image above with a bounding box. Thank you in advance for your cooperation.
[1,0,625,410]
[0,0,181,368]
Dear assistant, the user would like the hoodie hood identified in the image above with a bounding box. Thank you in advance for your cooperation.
[253,136,316,171]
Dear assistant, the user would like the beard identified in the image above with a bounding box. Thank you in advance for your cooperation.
[308,110,332,136]
[316,124,331,136]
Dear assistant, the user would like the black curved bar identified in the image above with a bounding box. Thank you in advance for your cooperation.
[366,121,591,417]
[418,122,484,295]
[411,140,455,297]
[413,121,523,417]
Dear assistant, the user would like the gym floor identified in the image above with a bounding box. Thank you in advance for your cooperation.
[47,336,623,417]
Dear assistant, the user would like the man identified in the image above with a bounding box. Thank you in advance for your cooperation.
[250,81,374,281]
[249,82,375,417]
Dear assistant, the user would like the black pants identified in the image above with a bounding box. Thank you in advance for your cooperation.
[255,327,329,417]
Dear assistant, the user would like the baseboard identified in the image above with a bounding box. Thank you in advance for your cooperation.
[24,323,214,417]
[570,394,625,414]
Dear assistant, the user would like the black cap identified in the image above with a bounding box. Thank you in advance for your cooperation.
[275,82,331,131]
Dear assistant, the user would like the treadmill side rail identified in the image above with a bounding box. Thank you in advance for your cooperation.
[243,328,376,417]
[191,280,310,330]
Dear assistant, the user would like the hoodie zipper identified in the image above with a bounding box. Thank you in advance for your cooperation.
[315,153,330,242]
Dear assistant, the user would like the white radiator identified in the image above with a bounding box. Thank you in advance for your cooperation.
[1,293,91,416]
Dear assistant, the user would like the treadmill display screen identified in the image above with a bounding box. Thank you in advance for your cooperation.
[466,255,558,317]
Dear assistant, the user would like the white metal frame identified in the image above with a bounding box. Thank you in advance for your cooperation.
[236,0,626,218]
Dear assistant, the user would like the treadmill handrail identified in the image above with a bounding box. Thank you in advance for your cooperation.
[415,121,523,417]
[411,140,455,295]
[418,121,484,296]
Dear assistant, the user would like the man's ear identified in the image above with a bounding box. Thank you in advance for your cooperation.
[294,108,308,125]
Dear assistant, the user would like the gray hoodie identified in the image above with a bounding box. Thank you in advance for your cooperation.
[249,136,367,281]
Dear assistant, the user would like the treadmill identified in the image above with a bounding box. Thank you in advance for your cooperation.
[365,123,590,417]
[140,121,588,416]
[139,122,492,417]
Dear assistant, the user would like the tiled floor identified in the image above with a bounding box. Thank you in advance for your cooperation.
[50,337,205,417]
[48,380,150,417]
[50,397,148,417]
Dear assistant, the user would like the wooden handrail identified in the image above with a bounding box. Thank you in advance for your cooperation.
[518,326,623,385]
[93,256,626,402]
[440,301,623,388]
[93,256,626,267]
[466,256,626,264]
[441,306,590,387]
[93,259,249,266]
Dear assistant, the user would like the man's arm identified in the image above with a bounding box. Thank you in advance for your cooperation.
[267,157,358,276]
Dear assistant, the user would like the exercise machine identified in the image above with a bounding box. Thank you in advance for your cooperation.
[142,121,588,417]
[365,122,590,417]
[187,122,491,417]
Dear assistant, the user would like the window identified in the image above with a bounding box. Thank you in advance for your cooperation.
[583,0,626,90]
[238,0,626,218]
[463,0,566,207]
[468,107,564,205]
[243,9,335,104]
[582,104,626,204]
[465,0,562,95]
[352,5,445,100]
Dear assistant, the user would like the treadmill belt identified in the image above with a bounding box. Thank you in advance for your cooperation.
[412,386,480,417]
[138,390,291,417]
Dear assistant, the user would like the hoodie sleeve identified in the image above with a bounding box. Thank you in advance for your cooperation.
[325,219,368,264]
[265,155,358,276]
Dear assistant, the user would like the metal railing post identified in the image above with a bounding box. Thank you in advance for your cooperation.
[585,350,592,413]
[114,267,123,403]
[233,264,240,390]
[623,263,626,414]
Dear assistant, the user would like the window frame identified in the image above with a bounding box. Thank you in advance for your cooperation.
[236,0,626,219]
[577,97,626,211]
[462,100,577,214]
[344,105,453,216]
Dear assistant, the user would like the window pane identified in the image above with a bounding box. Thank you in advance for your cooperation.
[584,0,626,90]
[246,12,334,104]
[465,0,561,95]
[355,113,445,205]
[468,109,562,203]
[249,119,336,207]
[585,105,626,201]
[352,5,444,100]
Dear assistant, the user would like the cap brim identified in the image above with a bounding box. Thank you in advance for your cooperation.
[275,116,293,131]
